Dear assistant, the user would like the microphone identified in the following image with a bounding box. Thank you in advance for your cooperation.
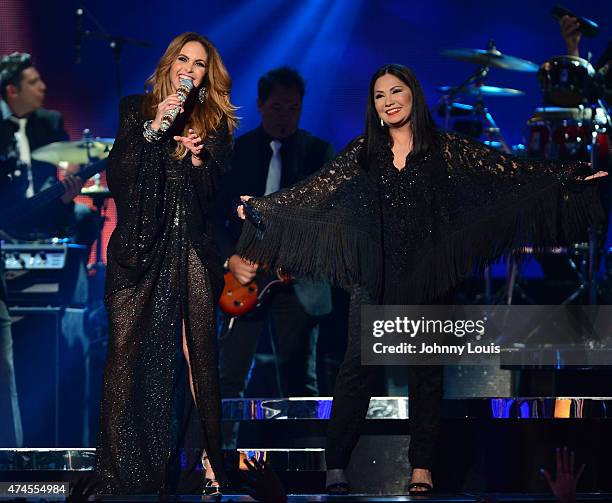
[158,78,194,132]
[75,8,83,64]
[235,198,266,238]
[551,5,600,38]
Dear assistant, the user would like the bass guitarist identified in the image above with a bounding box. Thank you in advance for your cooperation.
[211,68,335,448]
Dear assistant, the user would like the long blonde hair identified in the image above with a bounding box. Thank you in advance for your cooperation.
[143,32,238,159]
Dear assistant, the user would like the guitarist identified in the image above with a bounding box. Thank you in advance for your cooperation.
[0,53,91,446]
[0,52,89,242]
[211,68,335,445]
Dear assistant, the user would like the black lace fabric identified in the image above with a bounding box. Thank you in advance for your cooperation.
[96,95,231,493]
[237,130,603,304]
[237,136,383,297]
[237,129,603,473]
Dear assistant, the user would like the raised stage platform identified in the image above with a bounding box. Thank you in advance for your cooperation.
[1,397,611,500]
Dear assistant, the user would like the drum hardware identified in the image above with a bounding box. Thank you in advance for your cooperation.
[31,129,113,166]
[529,105,609,123]
[78,159,113,327]
[1,131,112,230]
[436,102,474,118]
[513,22,611,306]
[437,84,525,97]
[515,105,609,304]
[526,103,610,164]
[438,40,537,154]
[503,244,598,306]
[438,93,513,153]
[28,129,115,320]
[440,46,539,72]
[81,180,112,277]
[439,42,540,303]
[74,6,152,97]
[29,128,115,277]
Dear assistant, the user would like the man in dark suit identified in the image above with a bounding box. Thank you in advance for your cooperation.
[213,68,335,437]
[0,52,85,240]
[0,52,85,446]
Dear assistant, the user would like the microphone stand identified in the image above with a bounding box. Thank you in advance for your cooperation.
[74,6,151,98]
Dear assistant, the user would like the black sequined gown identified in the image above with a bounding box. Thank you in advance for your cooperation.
[237,131,603,471]
[96,95,231,493]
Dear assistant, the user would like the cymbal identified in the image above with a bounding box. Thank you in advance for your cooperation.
[441,48,539,72]
[80,186,112,198]
[529,106,609,124]
[437,84,525,97]
[31,138,114,166]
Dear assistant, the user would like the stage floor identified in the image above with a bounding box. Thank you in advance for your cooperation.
[86,493,612,502]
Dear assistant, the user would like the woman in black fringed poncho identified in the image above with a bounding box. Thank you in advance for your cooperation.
[96,33,237,495]
[236,64,606,494]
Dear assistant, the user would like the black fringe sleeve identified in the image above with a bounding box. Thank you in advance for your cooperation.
[236,136,383,295]
[408,131,605,302]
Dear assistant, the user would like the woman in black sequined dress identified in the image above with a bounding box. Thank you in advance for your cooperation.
[236,64,606,494]
[95,32,237,494]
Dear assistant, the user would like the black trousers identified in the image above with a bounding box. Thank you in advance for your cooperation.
[218,285,319,398]
[325,286,443,471]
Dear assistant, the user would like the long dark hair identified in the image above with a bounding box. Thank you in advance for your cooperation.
[364,64,438,167]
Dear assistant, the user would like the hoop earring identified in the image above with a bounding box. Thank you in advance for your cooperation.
[198,86,207,104]
[380,118,385,127]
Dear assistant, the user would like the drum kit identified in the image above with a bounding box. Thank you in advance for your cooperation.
[438,40,611,164]
[30,130,115,277]
[439,39,612,304]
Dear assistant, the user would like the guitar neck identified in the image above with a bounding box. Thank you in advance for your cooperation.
[1,158,107,229]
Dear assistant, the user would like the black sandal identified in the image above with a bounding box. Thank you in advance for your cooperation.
[203,478,222,496]
[408,481,433,494]
[326,481,350,495]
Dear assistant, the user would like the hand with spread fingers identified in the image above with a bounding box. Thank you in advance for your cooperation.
[541,446,585,503]
[241,457,287,503]
[174,128,204,166]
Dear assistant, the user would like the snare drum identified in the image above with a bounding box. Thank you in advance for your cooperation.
[538,56,596,107]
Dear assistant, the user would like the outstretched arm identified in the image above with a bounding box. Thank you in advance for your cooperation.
[406,132,606,303]
[236,136,382,293]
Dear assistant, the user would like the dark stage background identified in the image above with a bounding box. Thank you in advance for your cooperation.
[2,0,612,453]
[2,0,611,260]
[4,0,611,148]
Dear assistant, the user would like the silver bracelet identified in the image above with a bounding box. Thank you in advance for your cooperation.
[143,120,163,143]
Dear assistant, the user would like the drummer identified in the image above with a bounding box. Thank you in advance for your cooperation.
[559,15,612,92]
[558,17,612,284]
[0,52,95,244]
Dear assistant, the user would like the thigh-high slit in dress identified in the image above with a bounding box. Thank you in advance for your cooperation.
[95,94,231,494]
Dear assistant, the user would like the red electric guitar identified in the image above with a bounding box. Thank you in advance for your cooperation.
[219,268,293,317]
